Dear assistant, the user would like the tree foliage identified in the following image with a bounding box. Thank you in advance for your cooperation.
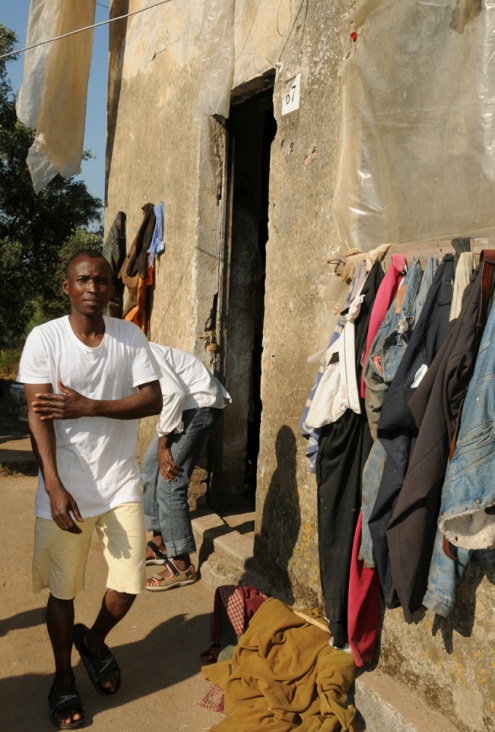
[0,23,103,349]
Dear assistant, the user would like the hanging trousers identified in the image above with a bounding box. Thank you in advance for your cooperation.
[316,262,383,645]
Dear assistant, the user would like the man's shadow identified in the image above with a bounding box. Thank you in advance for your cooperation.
[244,425,301,604]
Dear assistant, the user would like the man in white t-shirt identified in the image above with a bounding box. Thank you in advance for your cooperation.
[141,343,230,591]
[17,250,162,730]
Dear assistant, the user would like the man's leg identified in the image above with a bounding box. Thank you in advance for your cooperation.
[79,502,146,691]
[34,517,94,727]
[141,433,161,529]
[141,434,168,562]
[146,465,195,586]
[47,594,83,727]
[147,408,221,589]
[78,590,135,693]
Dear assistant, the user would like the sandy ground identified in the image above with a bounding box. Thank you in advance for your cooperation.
[0,472,224,732]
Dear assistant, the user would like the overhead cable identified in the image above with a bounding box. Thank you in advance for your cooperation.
[0,0,172,60]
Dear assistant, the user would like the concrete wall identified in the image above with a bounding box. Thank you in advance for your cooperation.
[105,1,495,729]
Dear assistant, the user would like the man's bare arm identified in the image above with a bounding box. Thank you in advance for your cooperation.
[24,383,83,533]
[31,380,163,421]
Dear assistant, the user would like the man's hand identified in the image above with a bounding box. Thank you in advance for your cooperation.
[32,380,95,420]
[157,435,183,483]
[47,481,84,533]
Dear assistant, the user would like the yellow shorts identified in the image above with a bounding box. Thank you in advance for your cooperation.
[33,502,146,599]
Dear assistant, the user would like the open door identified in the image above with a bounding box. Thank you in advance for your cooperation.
[210,81,276,510]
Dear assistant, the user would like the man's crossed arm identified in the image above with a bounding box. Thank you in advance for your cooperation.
[24,380,162,533]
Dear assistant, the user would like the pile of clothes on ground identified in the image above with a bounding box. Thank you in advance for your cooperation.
[200,586,357,731]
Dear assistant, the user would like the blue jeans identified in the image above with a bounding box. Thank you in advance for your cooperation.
[423,530,472,617]
[424,298,495,615]
[140,407,222,556]
[360,260,422,567]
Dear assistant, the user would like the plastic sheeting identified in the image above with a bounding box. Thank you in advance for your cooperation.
[195,0,235,120]
[16,0,96,193]
[333,0,495,247]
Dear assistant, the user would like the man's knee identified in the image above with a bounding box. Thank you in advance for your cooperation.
[48,593,75,607]
[117,590,136,602]
[107,589,137,611]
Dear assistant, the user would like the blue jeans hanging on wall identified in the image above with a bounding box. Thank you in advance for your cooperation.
[141,407,222,557]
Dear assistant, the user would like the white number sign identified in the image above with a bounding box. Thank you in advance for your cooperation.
[282,73,301,116]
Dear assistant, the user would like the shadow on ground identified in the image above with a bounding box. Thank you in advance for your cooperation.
[0,609,212,731]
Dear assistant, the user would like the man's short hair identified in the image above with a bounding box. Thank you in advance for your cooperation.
[64,249,108,277]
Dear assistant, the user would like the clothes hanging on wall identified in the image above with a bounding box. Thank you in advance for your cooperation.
[119,202,156,334]
[300,245,390,472]
[367,254,454,608]
[147,201,165,267]
[299,263,368,472]
[360,259,423,570]
[102,210,127,318]
[306,279,368,428]
[386,256,490,620]
[317,261,383,648]
[302,241,495,667]
[359,253,406,399]
[437,254,495,550]
[363,259,423,442]
[347,255,415,665]
[450,252,476,321]
[422,254,495,618]
[409,254,438,325]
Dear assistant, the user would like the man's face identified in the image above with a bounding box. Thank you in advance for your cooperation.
[62,255,113,317]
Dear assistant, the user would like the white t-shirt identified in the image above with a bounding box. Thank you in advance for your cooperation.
[17,316,160,518]
[149,343,231,435]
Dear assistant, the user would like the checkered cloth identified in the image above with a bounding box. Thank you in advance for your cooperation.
[199,585,269,713]
[199,682,225,713]
[219,585,245,636]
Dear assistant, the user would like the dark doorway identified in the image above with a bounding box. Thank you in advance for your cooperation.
[210,82,276,510]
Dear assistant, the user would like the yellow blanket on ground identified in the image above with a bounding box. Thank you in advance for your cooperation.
[203,598,356,731]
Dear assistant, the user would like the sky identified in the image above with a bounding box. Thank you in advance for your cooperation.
[1,2,109,206]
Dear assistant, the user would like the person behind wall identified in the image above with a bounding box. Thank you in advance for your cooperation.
[141,342,231,591]
[17,250,162,730]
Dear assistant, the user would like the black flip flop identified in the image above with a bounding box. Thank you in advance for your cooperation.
[73,623,121,696]
[48,684,84,730]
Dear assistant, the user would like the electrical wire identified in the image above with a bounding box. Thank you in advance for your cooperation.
[0,0,172,60]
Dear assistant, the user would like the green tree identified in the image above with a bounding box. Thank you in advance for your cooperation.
[0,23,102,349]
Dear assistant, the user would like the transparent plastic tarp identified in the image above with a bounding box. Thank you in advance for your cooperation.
[333,0,495,247]
[195,0,235,120]
[16,0,96,193]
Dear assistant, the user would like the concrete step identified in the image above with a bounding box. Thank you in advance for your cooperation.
[191,507,270,592]
[353,670,458,732]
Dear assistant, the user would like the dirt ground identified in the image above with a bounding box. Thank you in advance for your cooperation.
[0,475,223,732]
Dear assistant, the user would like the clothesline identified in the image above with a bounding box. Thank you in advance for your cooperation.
[0,0,172,60]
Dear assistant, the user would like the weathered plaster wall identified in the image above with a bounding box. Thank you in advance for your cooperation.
[105,0,495,728]
[106,0,209,448]
[106,0,204,354]
[254,0,353,604]
[379,561,495,732]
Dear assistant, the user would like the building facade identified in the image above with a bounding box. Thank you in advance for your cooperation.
[105,2,495,729]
